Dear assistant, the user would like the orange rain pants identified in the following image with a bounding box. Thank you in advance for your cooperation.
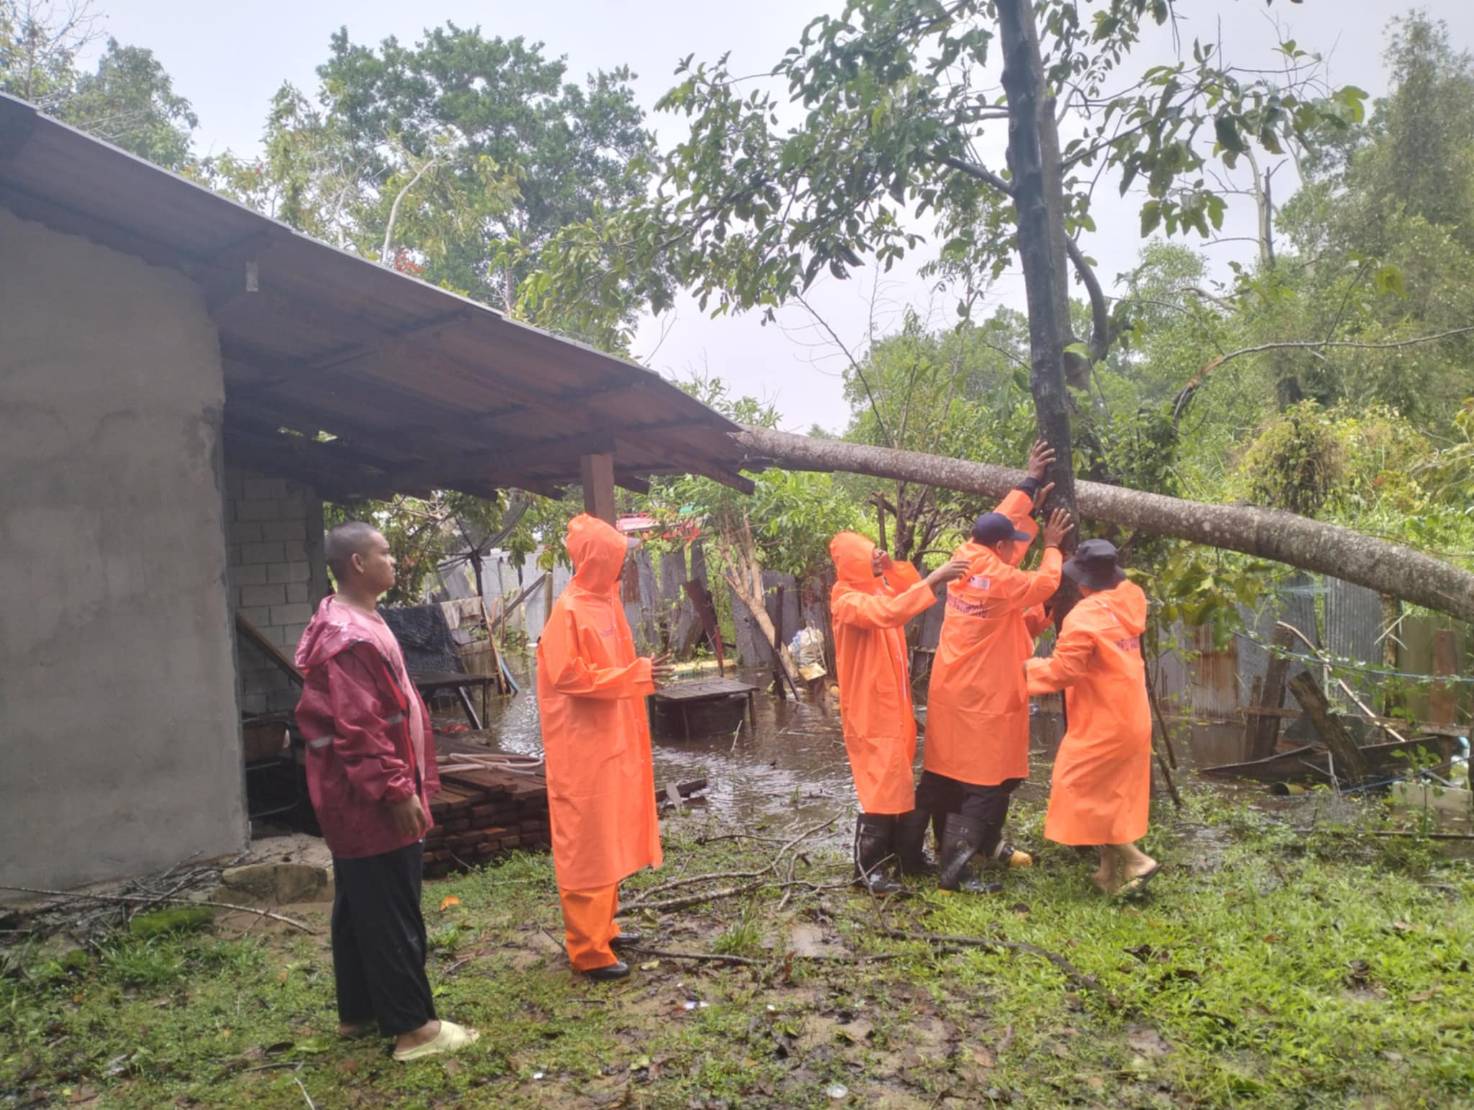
[536,514,662,960]
[559,884,622,971]
[923,490,1062,787]
[828,533,943,813]
[1026,580,1152,846]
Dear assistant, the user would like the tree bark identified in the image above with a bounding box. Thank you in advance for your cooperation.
[732,426,1474,624]
[997,0,1079,527]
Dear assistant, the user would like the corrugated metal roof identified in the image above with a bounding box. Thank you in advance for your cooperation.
[0,93,754,500]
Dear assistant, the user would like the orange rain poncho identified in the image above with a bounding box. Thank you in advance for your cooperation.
[829,532,942,813]
[536,514,662,893]
[1025,580,1152,846]
[923,490,1062,786]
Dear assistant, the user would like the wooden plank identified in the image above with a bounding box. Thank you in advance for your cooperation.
[1247,625,1297,759]
[1429,629,1457,727]
[1288,673,1366,785]
[235,610,303,686]
[580,452,617,523]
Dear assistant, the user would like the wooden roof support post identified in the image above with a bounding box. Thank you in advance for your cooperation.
[580,451,616,524]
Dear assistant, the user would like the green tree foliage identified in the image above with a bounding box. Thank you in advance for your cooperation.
[1273,12,1474,425]
[839,307,1036,560]
[208,25,656,348]
[533,0,1360,339]
[1,3,196,168]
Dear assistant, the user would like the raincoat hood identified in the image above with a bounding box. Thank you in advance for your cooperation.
[1091,579,1148,636]
[830,531,879,589]
[567,513,628,596]
[295,595,374,670]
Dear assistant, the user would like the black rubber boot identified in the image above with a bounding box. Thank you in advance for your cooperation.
[582,960,630,981]
[853,814,903,894]
[896,809,936,876]
[937,815,1003,894]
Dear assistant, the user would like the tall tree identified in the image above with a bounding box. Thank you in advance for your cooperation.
[317,25,655,337]
[537,0,1365,546]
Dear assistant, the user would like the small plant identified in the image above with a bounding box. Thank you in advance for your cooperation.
[100,938,187,988]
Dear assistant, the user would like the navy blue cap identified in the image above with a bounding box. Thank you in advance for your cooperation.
[971,512,1031,545]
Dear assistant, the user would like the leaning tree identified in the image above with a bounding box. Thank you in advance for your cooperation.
[647,0,1370,531]
[532,0,1366,528]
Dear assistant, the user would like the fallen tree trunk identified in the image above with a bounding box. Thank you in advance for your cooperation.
[733,426,1474,624]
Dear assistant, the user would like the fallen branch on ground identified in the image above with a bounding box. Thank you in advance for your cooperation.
[0,885,318,934]
[629,877,853,916]
[621,815,839,914]
[623,944,902,965]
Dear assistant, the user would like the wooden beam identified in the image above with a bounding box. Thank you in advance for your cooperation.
[580,452,617,523]
[1429,630,1458,727]
[1247,625,1297,760]
[1288,673,1367,785]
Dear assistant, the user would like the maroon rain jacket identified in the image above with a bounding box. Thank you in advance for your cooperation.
[293,595,439,859]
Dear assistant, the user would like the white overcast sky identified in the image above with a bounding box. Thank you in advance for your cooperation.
[87,0,1474,432]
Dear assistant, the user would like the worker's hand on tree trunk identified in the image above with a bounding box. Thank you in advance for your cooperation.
[388,795,429,840]
[1042,508,1074,549]
[1031,481,1056,514]
[1026,438,1055,481]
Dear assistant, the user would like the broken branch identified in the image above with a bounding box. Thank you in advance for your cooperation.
[0,885,318,934]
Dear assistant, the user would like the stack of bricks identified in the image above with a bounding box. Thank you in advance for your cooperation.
[225,465,327,715]
[425,743,551,877]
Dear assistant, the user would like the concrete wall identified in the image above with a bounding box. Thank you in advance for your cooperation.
[224,465,328,715]
[0,208,247,890]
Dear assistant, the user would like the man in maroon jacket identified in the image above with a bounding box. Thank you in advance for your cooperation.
[294,522,477,1062]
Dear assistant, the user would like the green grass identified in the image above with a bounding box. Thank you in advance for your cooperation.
[3,791,1472,1108]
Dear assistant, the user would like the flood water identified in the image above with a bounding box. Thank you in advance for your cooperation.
[460,666,1280,842]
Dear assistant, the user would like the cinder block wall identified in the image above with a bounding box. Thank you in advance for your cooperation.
[224,466,329,715]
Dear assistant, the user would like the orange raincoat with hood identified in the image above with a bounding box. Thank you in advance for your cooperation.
[924,490,1061,786]
[829,532,942,813]
[1025,580,1152,845]
[536,515,662,893]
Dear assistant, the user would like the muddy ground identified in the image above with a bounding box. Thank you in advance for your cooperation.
[4,678,1472,1108]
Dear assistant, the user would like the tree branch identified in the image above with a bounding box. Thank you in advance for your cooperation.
[1172,325,1474,423]
[1065,236,1110,362]
[732,425,1474,623]
[933,152,1013,196]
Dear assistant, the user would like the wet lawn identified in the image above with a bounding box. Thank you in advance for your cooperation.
[4,787,1472,1108]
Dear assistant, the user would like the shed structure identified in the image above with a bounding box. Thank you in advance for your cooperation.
[0,94,751,891]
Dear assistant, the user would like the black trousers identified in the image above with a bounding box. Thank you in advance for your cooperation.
[915,771,1024,856]
[331,841,437,1037]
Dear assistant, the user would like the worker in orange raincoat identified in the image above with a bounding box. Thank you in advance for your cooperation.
[921,441,1074,892]
[829,533,970,892]
[1026,539,1160,897]
[536,514,674,980]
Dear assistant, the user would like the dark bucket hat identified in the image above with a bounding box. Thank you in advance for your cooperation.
[1062,538,1126,590]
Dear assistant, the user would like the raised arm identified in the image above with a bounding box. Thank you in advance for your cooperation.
[1026,616,1096,694]
[832,579,938,630]
[833,557,971,629]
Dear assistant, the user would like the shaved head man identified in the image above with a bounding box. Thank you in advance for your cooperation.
[294,521,478,1061]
